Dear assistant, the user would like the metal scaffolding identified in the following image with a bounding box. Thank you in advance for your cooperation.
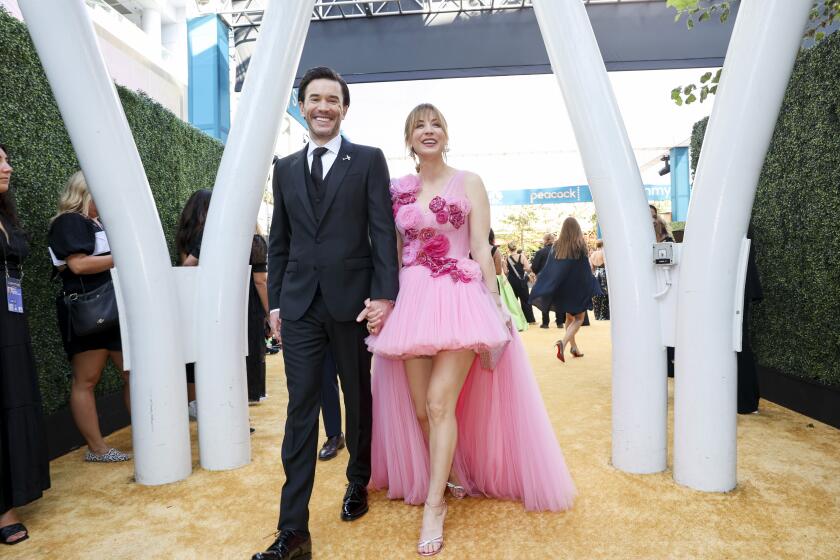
[212,0,651,29]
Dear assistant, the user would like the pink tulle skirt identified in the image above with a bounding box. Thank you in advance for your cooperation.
[369,321,576,512]
[366,265,510,359]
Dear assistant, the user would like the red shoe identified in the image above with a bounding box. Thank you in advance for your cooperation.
[555,341,565,362]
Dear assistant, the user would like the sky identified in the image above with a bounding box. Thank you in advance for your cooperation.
[339,68,716,191]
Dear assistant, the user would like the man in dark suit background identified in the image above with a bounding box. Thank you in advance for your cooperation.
[254,67,398,560]
[531,232,558,328]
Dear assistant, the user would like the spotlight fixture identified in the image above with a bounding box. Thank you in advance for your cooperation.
[658,154,671,176]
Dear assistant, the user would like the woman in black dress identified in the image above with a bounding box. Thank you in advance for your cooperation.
[589,240,609,320]
[175,188,212,414]
[505,241,537,324]
[246,227,269,403]
[0,144,50,545]
[48,171,130,462]
[529,217,602,362]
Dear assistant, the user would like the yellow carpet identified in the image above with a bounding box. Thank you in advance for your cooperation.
[8,320,840,559]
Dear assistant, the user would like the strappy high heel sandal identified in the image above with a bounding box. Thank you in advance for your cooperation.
[446,481,466,499]
[417,500,447,557]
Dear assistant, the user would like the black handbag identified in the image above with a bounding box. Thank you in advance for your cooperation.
[64,278,119,339]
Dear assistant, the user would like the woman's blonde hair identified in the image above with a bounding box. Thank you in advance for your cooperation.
[404,103,449,172]
[52,171,92,222]
[553,217,588,259]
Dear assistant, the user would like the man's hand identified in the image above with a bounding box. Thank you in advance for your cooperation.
[355,298,393,335]
[269,309,281,342]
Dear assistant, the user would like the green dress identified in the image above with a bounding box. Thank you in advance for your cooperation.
[498,273,528,332]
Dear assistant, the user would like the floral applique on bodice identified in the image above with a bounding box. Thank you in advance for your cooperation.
[390,172,480,283]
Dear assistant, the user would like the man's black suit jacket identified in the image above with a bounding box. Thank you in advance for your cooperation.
[267,138,399,322]
[531,245,552,275]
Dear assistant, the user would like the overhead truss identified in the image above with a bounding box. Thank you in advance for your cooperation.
[212,0,651,29]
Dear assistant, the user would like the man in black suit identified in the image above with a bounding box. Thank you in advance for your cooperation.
[254,67,398,560]
[531,232,559,328]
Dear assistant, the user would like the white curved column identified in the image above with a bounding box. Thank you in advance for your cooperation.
[674,0,811,492]
[18,0,191,485]
[533,0,666,473]
[194,0,315,470]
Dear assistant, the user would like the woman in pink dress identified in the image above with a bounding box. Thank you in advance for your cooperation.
[365,104,575,556]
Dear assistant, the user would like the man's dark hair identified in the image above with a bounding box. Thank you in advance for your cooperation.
[297,66,350,108]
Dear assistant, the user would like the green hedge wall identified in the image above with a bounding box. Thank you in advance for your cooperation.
[690,32,840,387]
[0,9,224,413]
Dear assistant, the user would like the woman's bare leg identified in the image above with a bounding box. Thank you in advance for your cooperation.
[563,312,585,352]
[405,357,433,441]
[70,349,109,454]
[418,349,474,555]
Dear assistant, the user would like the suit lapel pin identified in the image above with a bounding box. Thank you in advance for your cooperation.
[343,155,351,161]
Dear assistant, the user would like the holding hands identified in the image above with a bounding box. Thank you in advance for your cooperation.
[356,298,394,335]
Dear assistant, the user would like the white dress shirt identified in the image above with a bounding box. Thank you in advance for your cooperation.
[307,134,342,178]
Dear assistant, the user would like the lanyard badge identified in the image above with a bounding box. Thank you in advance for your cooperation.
[5,264,24,314]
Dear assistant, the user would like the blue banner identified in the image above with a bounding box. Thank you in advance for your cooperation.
[489,184,670,206]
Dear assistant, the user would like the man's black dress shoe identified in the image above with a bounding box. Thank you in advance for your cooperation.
[252,530,311,560]
[318,433,345,461]
[341,482,369,521]
[539,324,549,329]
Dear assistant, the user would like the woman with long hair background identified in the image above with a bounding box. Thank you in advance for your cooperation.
[175,188,212,412]
[530,217,603,362]
[0,144,50,544]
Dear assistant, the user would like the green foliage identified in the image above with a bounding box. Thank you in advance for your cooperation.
[670,0,840,105]
[500,207,539,250]
[0,9,224,413]
[689,117,709,180]
[669,0,731,28]
[689,32,840,386]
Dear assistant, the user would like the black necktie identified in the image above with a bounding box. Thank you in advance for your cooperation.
[310,147,328,194]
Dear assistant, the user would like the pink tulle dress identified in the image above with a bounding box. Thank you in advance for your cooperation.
[366,171,576,512]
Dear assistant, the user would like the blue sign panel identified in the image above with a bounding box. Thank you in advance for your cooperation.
[287,89,307,128]
[489,184,670,206]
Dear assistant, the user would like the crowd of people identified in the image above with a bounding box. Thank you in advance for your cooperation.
[0,144,271,545]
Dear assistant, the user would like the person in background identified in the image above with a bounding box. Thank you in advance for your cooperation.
[491,230,528,331]
[529,217,602,362]
[0,143,50,545]
[589,240,609,320]
[654,215,675,244]
[505,241,537,325]
[48,171,130,462]
[531,232,561,328]
[174,189,212,418]
[247,226,269,404]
